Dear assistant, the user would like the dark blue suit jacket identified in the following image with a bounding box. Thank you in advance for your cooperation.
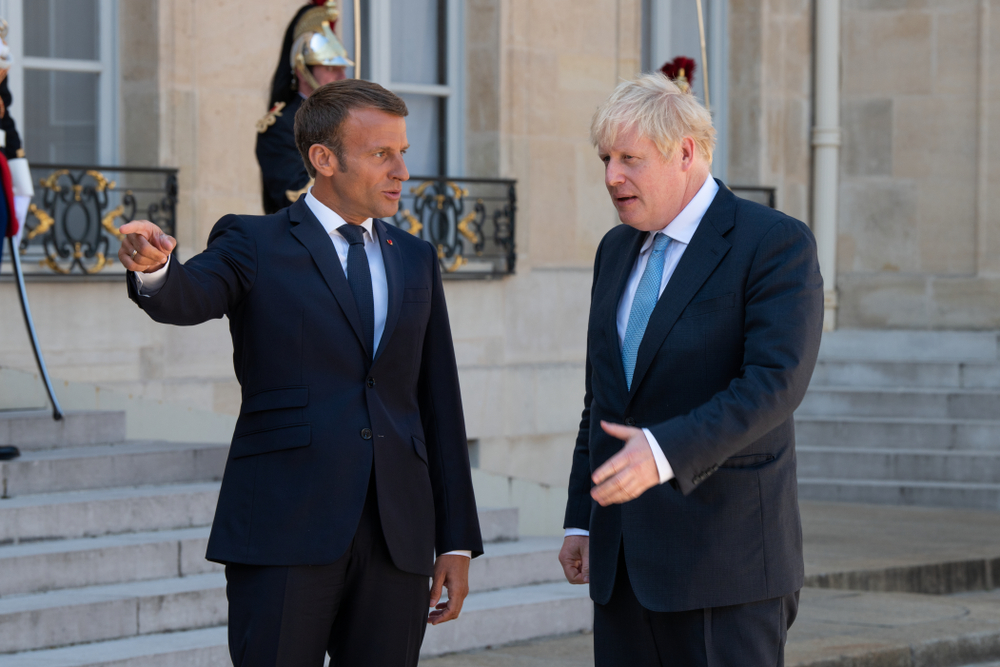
[565,182,824,612]
[128,198,483,576]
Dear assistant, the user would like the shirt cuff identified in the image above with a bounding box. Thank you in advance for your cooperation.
[564,528,590,537]
[643,427,675,484]
[135,261,170,296]
[442,550,472,558]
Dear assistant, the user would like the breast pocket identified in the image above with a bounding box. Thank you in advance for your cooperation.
[680,293,736,319]
[403,287,430,303]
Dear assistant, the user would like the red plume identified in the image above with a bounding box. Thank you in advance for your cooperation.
[660,56,696,87]
[312,0,326,4]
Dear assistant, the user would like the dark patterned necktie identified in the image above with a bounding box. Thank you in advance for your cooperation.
[337,224,375,356]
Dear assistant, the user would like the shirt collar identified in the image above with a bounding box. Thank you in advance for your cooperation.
[641,173,719,252]
[305,190,375,241]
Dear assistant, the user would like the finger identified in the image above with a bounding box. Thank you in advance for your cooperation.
[119,220,163,238]
[592,450,629,485]
[600,420,637,441]
[428,571,445,608]
[428,595,462,625]
[128,233,169,264]
[150,233,177,254]
[592,467,637,506]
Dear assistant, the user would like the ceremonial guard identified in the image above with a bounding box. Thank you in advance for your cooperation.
[256,0,353,214]
[0,21,36,461]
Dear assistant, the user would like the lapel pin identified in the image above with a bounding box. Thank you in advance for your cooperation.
[386,238,394,246]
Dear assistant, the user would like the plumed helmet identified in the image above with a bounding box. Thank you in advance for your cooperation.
[290,0,353,90]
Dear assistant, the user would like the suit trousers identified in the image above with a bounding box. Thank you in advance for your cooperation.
[594,546,798,667]
[225,471,430,667]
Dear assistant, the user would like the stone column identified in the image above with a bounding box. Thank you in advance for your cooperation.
[812,0,841,330]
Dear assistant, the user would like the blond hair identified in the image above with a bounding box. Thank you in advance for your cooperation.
[591,73,716,163]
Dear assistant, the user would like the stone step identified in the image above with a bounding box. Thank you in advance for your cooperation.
[0,410,127,450]
[798,387,1000,419]
[0,527,219,596]
[0,625,230,667]
[811,360,1000,389]
[798,478,1000,511]
[0,482,221,544]
[0,537,565,654]
[0,582,590,663]
[0,573,227,655]
[816,330,1000,363]
[794,415,1000,451]
[479,506,518,543]
[0,440,229,496]
[797,447,1000,483]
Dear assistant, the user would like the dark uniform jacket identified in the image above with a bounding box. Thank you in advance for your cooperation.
[255,95,310,215]
[127,198,484,575]
[565,182,824,612]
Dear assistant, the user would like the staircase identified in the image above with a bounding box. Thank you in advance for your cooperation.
[0,409,589,664]
[796,331,1000,510]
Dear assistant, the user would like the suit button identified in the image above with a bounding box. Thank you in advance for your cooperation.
[366,377,375,388]
[361,428,372,440]
[624,417,636,426]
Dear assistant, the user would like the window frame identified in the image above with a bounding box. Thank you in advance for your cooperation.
[1,0,119,165]
[642,0,728,182]
[367,0,464,176]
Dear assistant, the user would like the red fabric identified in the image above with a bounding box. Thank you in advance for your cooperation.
[660,56,697,87]
[0,152,18,237]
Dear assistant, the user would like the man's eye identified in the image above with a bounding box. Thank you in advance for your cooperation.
[374,151,385,158]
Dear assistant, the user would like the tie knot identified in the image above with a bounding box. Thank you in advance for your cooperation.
[651,233,671,254]
[338,224,366,246]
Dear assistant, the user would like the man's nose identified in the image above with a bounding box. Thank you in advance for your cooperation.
[392,154,409,181]
[605,162,624,187]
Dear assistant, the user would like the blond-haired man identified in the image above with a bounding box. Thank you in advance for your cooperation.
[559,74,824,665]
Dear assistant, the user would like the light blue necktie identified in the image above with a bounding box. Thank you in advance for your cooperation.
[622,233,671,389]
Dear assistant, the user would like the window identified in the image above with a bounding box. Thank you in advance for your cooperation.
[339,0,464,177]
[1,0,119,164]
[642,0,728,181]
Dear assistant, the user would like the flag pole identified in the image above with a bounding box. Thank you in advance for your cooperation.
[8,236,63,420]
[696,0,710,112]
[353,0,361,78]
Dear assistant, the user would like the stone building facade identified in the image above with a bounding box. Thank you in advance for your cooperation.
[0,0,997,488]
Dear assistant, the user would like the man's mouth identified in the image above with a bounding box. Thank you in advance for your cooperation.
[383,190,401,200]
[614,195,638,206]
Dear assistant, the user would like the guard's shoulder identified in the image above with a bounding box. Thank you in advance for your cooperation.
[256,101,288,135]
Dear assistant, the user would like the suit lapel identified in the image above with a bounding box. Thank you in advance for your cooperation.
[373,218,403,362]
[288,198,370,356]
[626,182,737,401]
[600,228,647,399]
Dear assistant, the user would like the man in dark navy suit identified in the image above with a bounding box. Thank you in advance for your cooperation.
[559,74,824,666]
[120,79,482,667]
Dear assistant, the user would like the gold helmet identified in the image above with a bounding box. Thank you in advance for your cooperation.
[291,1,354,91]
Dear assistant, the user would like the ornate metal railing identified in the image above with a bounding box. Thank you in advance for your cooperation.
[388,176,516,278]
[15,164,177,276]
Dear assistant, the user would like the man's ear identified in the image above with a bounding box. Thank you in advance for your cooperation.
[309,144,339,177]
[679,137,697,172]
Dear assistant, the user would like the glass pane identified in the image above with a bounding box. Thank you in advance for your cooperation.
[391,0,440,84]
[400,93,441,176]
[24,0,100,60]
[23,69,99,164]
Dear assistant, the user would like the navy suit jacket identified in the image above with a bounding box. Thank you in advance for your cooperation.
[128,198,484,576]
[565,182,824,612]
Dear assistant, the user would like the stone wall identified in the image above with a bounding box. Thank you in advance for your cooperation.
[836,0,1000,328]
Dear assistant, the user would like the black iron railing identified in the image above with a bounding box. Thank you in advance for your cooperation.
[388,176,517,278]
[16,164,177,275]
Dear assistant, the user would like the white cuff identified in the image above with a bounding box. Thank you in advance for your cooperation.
[643,428,675,484]
[564,528,589,537]
[7,158,34,197]
[442,550,472,558]
[135,261,169,296]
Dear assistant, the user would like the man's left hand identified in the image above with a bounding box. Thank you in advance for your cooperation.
[428,554,470,625]
[591,420,660,506]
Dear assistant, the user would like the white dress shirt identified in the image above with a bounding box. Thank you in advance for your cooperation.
[565,174,718,539]
[138,192,471,558]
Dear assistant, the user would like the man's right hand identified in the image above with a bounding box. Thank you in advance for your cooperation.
[558,535,590,585]
[118,220,176,273]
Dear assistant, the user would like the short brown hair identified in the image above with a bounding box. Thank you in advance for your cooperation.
[294,79,408,177]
